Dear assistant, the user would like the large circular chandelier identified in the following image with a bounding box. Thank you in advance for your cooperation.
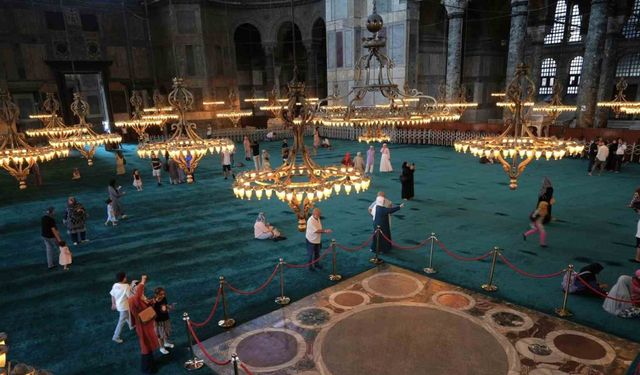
[0,90,67,189]
[48,93,121,166]
[597,78,640,117]
[454,64,583,190]
[114,90,163,141]
[137,78,234,183]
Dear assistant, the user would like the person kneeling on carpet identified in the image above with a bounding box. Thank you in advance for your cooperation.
[254,212,286,241]
[562,262,608,296]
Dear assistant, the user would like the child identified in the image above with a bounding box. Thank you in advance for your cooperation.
[132,169,143,191]
[105,198,118,226]
[59,240,72,271]
[72,168,81,180]
[153,287,174,352]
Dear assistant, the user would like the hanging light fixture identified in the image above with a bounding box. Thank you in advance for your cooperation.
[26,93,85,138]
[531,82,576,136]
[114,90,163,141]
[48,93,122,166]
[210,88,252,127]
[0,90,67,189]
[232,0,370,231]
[137,78,235,183]
[454,64,584,190]
[597,78,640,117]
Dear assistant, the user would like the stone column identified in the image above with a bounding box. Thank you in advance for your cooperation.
[505,0,529,86]
[575,0,609,128]
[526,24,548,90]
[595,16,625,128]
[443,0,468,100]
[264,43,276,90]
[304,42,317,97]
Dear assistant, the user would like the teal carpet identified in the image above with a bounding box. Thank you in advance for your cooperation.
[1,138,639,374]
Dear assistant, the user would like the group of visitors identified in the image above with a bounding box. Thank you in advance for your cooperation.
[587,137,628,175]
[40,196,91,270]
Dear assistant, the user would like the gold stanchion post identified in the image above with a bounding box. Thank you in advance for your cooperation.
[231,353,239,375]
[369,225,384,265]
[218,276,236,328]
[182,312,205,371]
[481,247,500,292]
[555,264,574,317]
[329,239,342,281]
[424,232,437,274]
[275,258,291,305]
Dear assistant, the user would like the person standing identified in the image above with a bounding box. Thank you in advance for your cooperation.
[221,149,233,180]
[632,217,640,264]
[168,158,179,184]
[370,195,403,253]
[341,152,353,167]
[523,199,549,247]
[379,143,392,172]
[305,208,332,271]
[251,139,261,170]
[110,272,133,344]
[313,127,320,155]
[589,140,608,176]
[41,207,62,269]
[152,287,175,350]
[281,139,290,163]
[400,162,415,200]
[58,240,72,271]
[366,146,375,174]
[353,152,365,174]
[243,135,252,161]
[115,151,126,176]
[128,275,166,374]
[206,124,212,139]
[63,197,88,245]
[108,179,127,220]
[150,153,162,186]
[587,139,599,173]
[132,169,143,191]
[538,177,554,224]
[606,139,618,171]
[615,138,626,173]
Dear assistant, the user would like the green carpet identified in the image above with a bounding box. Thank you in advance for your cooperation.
[1,138,639,375]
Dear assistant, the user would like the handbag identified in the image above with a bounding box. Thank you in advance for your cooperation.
[138,306,156,323]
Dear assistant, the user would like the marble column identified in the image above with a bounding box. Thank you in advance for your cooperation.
[264,43,276,90]
[505,0,529,86]
[575,0,609,128]
[595,16,625,128]
[443,0,468,100]
[304,43,317,97]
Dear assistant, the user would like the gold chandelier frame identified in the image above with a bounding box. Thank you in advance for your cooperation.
[114,90,163,141]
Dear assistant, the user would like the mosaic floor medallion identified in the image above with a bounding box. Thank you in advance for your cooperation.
[515,338,565,363]
[485,308,534,333]
[431,291,476,310]
[546,330,616,366]
[229,328,305,372]
[328,290,370,310]
[290,306,333,329]
[361,272,424,299]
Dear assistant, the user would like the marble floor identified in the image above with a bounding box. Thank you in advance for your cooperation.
[193,265,639,375]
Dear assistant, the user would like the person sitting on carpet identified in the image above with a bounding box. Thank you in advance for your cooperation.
[603,275,634,316]
[571,263,608,296]
[254,212,286,241]
[341,152,353,167]
[618,269,640,318]
[321,138,331,148]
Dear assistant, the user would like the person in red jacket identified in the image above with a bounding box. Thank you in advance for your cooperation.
[129,275,166,374]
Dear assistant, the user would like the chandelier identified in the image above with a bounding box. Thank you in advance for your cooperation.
[454,64,584,190]
[142,89,178,122]
[530,82,576,136]
[0,90,67,189]
[26,93,85,138]
[137,78,235,183]
[358,126,391,143]
[114,90,163,141]
[47,93,121,166]
[597,78,640,117]
[210,88,252,127]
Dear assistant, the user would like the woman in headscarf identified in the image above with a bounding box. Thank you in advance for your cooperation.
[353,152,365,174]
[108,179,127,220]
[379,143,392,172]
[341,152,353,167]
[254,212,285,241]
[400,162,415,200]
[63,196,88,245]
[366,146,375,174]
[618,270,640,318]
[313,127,321,154]
[115,150,126,175]
[572,263,607,296]
[261,149,271,171]
[538,177,554,224]
[370,196,403,254]
[129,275,166,373]
[603,275,633,316]
[243,135,252,161]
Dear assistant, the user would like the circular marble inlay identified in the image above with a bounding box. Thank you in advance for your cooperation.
[515,338,565,363]
[315,302,520,375]
[431,291,476,311]
[291,306,333,329]
[546,330,616,366]
[229,328,305,373]
[485,308,534,333]
[361,272,424,299]
[328,290,370,310]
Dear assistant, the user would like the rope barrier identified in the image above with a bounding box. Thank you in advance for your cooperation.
[334,232,375,252]
[435,240,494,261]
[575,275,640,303]
[226,264,280,295]
[285,246,333,268]
[378,231,432,250]
[190,286,222,328]
[187,321,232,366]
[240,363,254,375]
[498,254,565,279]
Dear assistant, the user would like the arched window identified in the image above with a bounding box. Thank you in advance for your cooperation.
[544,1,567,44]
[616,53,640,77]
[567,56,583,94]
[568,5,581,42]
[623,0,640,39]
[539,58,557,95]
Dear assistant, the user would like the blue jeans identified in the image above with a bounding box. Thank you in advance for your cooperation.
[306,240,321,268]
[42,236,58,268]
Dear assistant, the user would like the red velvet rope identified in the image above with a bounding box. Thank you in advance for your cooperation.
[187,321,232,366]
[240,363,254,375]
[226,264,280,295]
[377,230,432,250]
[190,286,222,328]
[334,232,376,252]
[435,240,494,261]
[286,246,332,268]
[575,275,640,303]
[498,254,565,279]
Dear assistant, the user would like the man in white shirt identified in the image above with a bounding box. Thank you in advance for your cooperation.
[305,208,332,271]
[110,272,133,344]
[589,140,609,176]
[615,138,626,173]
[221,149,234,180]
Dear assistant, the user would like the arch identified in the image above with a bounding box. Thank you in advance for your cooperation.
[544,0,567,44]
[276,21,307,89]
[567,56,583,94]
[310,17,327,98]
[234,23,266,103]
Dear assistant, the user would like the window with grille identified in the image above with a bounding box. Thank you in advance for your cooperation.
[567,56,583,94]
[623,0,640,39]
[568,5,581,42]
[616,53,640,77]
[544,1,567,44]
[539,58,557,95]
